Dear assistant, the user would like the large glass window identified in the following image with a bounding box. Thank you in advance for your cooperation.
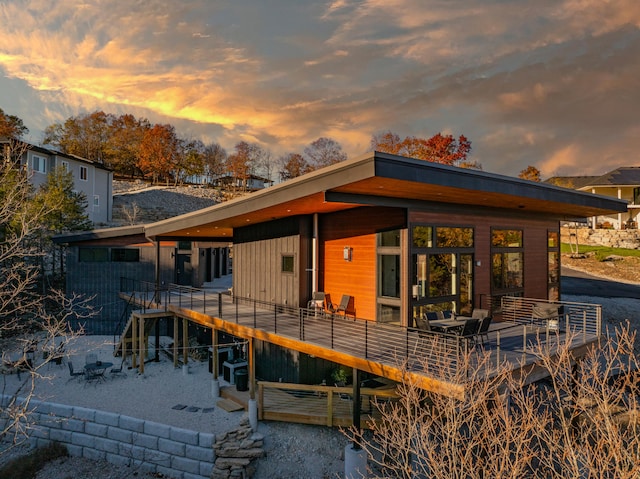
[411,225,474,321]
[548,230,560,301]
[79,247,109,262]
[111,248,140,262]
[380,254,400,298]
[491,228,524,296]
[377,229,402,323]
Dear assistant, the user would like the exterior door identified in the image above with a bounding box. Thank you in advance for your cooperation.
[176,253,192,286]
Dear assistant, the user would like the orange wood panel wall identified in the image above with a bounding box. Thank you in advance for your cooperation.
[319,206,406,321]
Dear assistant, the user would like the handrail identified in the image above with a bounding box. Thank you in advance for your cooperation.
[119,277,602,381]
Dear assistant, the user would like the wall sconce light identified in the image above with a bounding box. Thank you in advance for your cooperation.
[171,251,175,258]
[201,250,205,257]
[343,246,352,262]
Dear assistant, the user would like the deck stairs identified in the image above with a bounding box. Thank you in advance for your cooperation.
[114,309,169,360]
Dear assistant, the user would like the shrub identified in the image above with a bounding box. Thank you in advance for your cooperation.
[0,442,68,479]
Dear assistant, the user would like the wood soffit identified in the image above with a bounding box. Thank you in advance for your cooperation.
[146,152,627,241]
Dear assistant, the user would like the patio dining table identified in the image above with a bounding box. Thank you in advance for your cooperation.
[84,361,113,382]
[430,316,471,334]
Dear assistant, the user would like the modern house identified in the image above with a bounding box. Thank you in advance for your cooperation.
[211,172,273,192]
[576,167,640,230]
[59,151,626,427]
[547,167,640,230]
[2,139,113,224]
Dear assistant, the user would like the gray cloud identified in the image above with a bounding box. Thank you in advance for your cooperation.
[0,0,639,178]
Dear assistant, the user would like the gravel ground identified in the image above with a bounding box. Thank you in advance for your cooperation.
[0,335,348,479]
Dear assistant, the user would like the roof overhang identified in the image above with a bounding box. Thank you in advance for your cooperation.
[52,225,146,244]
[142,151,628,241]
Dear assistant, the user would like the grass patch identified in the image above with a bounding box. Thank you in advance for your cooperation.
[0,442,68,479]
[561,243,640,259]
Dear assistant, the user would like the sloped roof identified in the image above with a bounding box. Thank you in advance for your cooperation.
[143,151,627,241]
[578,167,640,189]
[545,176,600,189]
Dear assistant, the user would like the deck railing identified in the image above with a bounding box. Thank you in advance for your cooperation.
[257,381,399,428]
[119,278,602,380]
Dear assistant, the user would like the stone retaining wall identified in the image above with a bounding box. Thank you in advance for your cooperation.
[561,227,640,249]
[2,395,215,479]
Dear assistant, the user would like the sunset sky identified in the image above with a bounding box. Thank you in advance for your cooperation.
[1,0,639,178]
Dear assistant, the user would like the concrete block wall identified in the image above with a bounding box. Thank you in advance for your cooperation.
[2,395,215,479]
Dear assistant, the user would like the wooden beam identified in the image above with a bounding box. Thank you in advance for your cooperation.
[182,317,189,365]
[132,314,138,369]
[169,305,465,399]
[139,316,145,374]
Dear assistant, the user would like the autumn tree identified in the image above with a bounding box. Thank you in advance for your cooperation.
[279,153,311,181]
[226,141,254,192]
[252,145,275,185]
[519,165,541,182]
[304,137,347,170]
[0,108,29,139]
[105,114,150,177]
[177,139,207,185]
[137,123,180,185]
[371,130,476,168]
[43,111,112,164]
[202,142,227,184]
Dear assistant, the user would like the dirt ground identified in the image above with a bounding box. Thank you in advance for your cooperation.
[562,252,640,284]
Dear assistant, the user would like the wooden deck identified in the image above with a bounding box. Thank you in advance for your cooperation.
[120,286,601,400]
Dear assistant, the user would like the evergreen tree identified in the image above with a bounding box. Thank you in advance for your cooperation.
[34,166,93,234]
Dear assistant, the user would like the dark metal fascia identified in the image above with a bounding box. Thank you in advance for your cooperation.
[373,156,628,213]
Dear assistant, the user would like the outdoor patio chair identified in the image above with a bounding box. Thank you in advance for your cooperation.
[471,308,489,320]
[67,361,84,381]
[307,292,325,309]
[85,353,97,366]
[452,318,480,348]
[110,359,127,377]
[414,314,431,338]
[425,311,446,333]
[335,295,355,319]
[475,315,493,346]
[324,293,335,313]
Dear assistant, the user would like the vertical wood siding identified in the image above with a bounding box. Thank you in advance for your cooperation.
[234,235,301,306]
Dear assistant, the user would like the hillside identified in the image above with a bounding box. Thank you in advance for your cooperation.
[108,180,229,226]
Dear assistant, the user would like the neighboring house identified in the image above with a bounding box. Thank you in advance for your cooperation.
[577,167,640,230]
[547,167,640,230]
[2,139,113,225]
[211,172,273,191]
[53,225,231,333]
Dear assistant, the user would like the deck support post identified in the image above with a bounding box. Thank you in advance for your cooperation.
[132,314,138,369]
[182,317,189,367]
[344,444,367,479]
[248,336,258,431]
[139,316,145,374]
[172,318,178,368]
[352,368,361,446]
[211,327,220,398]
